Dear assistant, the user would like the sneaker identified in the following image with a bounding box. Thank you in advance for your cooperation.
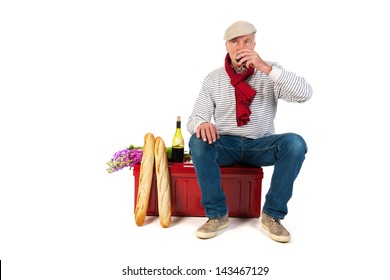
[261,212,291,243]
[195,214,229,239]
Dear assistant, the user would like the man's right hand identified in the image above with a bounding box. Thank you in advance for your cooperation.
[196,122,220,144]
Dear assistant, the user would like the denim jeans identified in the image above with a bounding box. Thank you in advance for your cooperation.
[189,133,308,219]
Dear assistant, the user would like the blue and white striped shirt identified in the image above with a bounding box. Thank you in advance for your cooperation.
[186,62,313,139]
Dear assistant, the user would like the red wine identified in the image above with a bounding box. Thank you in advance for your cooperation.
[171,147,184,162]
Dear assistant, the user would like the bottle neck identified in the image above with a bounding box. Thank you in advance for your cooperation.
[176,121,181,129]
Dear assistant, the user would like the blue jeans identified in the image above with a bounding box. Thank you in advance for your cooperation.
[189,133,308,219]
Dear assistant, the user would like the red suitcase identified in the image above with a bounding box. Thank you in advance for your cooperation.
[133,163,263,218]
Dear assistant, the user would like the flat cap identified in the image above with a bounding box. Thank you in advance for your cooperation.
[224,21,257,41]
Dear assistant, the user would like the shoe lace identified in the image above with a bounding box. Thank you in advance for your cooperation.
[270,217,281,225]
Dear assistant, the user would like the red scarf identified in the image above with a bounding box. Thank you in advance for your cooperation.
[224,53,256,126]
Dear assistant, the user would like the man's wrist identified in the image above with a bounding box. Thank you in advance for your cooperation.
[262,64,273,75]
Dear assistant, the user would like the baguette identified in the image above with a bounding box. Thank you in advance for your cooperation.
[134,133,155,226]
[154,137,171,228]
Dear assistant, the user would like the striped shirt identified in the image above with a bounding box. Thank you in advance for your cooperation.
[186,62,313,139]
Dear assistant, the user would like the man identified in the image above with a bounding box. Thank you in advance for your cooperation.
[186,21,312,242]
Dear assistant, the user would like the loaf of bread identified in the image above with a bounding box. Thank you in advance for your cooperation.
[134,133,155,226]
[154,137,171,228]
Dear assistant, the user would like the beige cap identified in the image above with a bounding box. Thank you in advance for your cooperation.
[224,21,257,41]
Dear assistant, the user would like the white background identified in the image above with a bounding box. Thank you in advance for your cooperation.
[1,0,389,279]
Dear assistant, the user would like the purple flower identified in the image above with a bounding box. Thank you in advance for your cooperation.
[106,146,143,174]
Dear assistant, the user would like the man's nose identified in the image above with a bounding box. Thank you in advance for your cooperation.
[237,41,246,51]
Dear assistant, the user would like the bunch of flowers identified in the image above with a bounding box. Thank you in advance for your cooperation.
[107,144,192,174]
[106,145,143,174]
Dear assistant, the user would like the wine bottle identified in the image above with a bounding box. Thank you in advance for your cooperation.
[171,116,184,162]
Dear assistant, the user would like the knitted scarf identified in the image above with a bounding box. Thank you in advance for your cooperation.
[224,53,256,126]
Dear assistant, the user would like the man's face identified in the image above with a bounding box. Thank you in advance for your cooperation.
[225,34,256,68]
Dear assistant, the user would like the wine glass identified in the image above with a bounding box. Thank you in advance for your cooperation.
[235,54,247,75]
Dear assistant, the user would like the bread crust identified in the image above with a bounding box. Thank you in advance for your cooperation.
[134,133,155,226]
[154,137,171,228]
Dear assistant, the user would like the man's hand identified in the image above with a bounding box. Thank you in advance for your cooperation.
[196,122,220,144]
[235,49,272,75]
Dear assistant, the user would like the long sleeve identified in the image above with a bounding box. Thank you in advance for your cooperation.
[269,64,313,103]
